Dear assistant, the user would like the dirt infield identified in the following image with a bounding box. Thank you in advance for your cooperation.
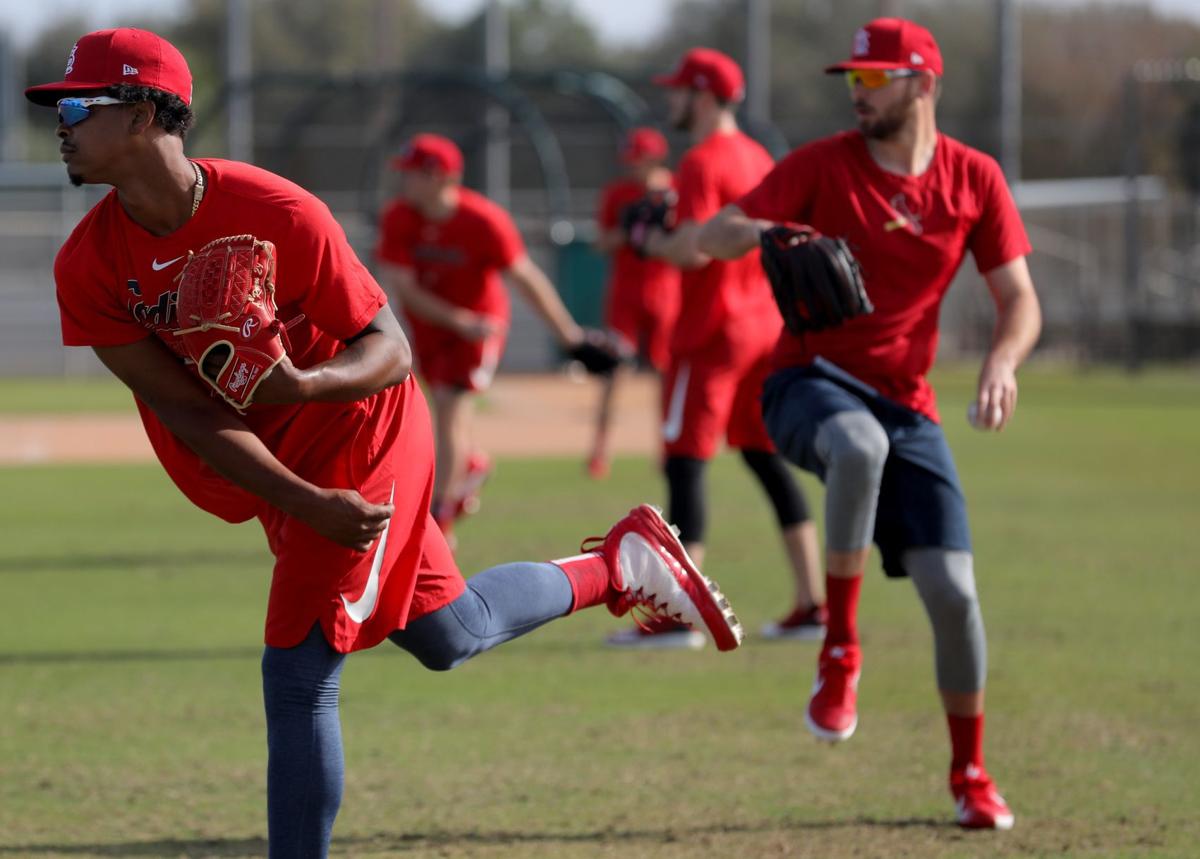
[0,373,660,465]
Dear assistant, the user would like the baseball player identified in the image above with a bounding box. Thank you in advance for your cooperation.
[698,18,1042,829]
[588,126,681,479]
[609,48,824,648]
[30,28,743,856]
[374,134,592,545]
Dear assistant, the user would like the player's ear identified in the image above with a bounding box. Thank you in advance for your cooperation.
[128,100,157,135]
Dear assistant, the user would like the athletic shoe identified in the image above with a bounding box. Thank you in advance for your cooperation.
[586,452,611,480]
[604,616,706,650]
[804,643,861,742]
[585,504,743,651]
[761,604,828,641]
[951,764,1015,830]
[457,450,492,516]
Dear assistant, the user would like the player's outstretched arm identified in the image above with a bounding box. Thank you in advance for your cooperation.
[378,263,502,342]
[504,254,585,348]
[94,338,393,551]
[697,204,773,261]
[642,219,709,269]
[974,256,1042,431]
[254,305,412,405]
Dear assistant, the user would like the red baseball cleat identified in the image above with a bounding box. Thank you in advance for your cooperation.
[761,603,828,641]
[804,643,861,742]
[586,452,611,480]
[586,504,743,651]
[951,764,1015,830]
[604,616,705,650]
[457,450,493,516]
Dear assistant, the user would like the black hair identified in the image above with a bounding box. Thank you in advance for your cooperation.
[105,84,194,139]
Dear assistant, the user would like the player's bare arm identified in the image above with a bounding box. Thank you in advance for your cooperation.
[503,254,585,347]
[593,225,626,255]
[975,256,1042,431]
[378,261,502,341]
[697,204,774,260]
[642,219,710,269]
[93,337,393,551]
[254,305,412,405]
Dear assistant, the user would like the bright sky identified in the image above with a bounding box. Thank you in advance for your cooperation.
[2,0,1198,49]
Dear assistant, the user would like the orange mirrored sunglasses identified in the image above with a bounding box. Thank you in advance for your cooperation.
[844,68,920,92]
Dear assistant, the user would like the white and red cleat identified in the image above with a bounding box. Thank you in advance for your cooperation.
[588,504,743,651]
[761,603,828,641]
[805,643,861,742]
[952,764,1015,830]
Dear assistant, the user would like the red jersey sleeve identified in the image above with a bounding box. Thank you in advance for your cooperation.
[735,147,813,224]
[55,209,151,348]
[478,204,525,270]
[967,154,1032,274]
[374,201,416,268]
[278,194,387,340]
[674,151,722,224]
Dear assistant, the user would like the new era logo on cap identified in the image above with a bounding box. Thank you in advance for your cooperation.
[123,64,139,76]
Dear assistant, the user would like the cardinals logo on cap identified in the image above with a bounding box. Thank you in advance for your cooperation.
[853,29,870,57]
[65,44,78,76]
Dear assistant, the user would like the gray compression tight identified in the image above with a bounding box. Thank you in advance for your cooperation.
[813,412,986,693]
[813,411,890,552]
[903,548,987,693]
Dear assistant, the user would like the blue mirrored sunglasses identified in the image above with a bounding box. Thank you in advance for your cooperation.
[56,96,124,127]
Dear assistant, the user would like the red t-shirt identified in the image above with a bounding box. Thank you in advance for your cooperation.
[673,130,780,355]
[54,159,434,652]
[374,187,524,330]
[598,176,680,303]
[737,131,1031,421]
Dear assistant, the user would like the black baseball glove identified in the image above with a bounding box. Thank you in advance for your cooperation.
[620,189,677,257]
[759,225,872,334]
[567,328,629,377]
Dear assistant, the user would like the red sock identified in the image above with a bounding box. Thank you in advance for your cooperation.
[552,552,609,613]
[947,712,985,771]
[824,573,862,645]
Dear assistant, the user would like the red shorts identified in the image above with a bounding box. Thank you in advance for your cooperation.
[410,322,506,392]
[260,378,466,653]
[661,333,775,460]
[606,279,678,372]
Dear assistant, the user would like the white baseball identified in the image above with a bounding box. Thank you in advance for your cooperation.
[967,402,1002,431]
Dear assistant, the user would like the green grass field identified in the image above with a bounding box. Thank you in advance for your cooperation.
[1,367,1198,858]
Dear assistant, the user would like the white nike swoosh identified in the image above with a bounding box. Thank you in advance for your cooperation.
[340,482,395,624]
[151,255,185,271]
[661,362,690,443]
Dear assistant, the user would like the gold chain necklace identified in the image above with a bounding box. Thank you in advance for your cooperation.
[189,160,205,217]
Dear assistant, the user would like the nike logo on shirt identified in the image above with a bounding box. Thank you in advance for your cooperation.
[340,482,395,624]
[151,255,185,271]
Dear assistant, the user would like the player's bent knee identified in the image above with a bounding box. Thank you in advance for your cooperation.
[815,411,890,480]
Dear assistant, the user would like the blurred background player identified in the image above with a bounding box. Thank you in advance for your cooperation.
[588,126,681,480]
[608,47,824,649]
[375,134,589,546]
[699,18,1042,829]
[31,28,743,856]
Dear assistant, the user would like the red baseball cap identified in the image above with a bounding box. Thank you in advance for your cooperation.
[825,18,943,77]
[389,134,464,176]
[25,28,193,106]
[621,127,668,164]
[653,47,745,103]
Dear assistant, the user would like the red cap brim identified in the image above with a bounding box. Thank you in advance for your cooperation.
[824,61,913,74]
[25,80,114,106]
[651,72,687,88]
